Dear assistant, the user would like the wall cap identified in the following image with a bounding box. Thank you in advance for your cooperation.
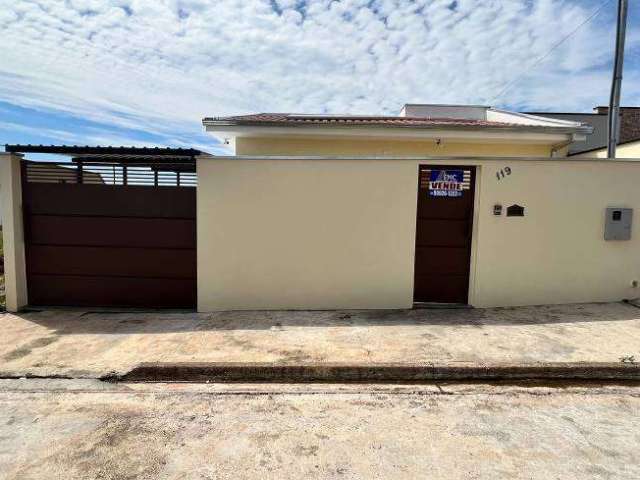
[197,154,640,164]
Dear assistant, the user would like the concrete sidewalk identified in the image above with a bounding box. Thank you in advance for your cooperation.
[1,302,640,380]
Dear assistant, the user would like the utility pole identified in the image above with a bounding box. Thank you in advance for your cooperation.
[607,0,628,158]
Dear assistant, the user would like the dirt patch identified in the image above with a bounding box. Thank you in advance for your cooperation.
[295,444,319,457]
[29,337,59,348]
[8,413,178,480]
[3,336,59,361]
[3,347,32,362]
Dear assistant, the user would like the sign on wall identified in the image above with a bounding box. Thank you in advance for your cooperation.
[428,169,464,197]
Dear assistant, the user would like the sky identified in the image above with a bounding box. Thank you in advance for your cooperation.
[1,0,639,155]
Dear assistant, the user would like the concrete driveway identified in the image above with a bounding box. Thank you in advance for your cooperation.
[1,302,640,379]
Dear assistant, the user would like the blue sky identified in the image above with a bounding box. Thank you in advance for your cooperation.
[1,0,639,157]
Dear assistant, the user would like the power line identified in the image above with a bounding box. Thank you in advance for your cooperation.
[490,0,613,103]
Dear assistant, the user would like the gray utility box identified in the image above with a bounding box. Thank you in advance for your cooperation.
[604,207,633,240]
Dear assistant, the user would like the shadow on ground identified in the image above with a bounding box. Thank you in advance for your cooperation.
[13,302,640,335]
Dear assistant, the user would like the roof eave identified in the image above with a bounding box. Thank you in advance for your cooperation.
[202,119,591,136]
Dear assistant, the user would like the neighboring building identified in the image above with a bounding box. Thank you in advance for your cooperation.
[580,139,640,158]
[530,106,640,157]
[2,105,640,313]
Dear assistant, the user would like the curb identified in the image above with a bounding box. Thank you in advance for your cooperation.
[111,362,640,383]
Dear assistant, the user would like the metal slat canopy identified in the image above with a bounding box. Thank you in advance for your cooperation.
[5,144,204,158]
[5,144,207,173]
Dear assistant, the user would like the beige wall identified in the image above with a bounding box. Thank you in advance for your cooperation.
[0,154,28,312]
[235,137,555,157]
[197,159,418,310]
[472,159,640,307]
[197,155,640,311]
[578,140,640,159]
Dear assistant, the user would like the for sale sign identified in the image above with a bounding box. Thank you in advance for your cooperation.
[428,169,464,197]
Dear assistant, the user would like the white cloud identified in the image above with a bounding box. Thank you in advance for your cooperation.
[0,120,85,144]
[0,0,638,145]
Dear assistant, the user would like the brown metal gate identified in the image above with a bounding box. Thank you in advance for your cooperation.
[22,160,197,308]
[413,165,475,304]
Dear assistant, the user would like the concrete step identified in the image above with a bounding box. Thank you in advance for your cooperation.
[108,361,640,384]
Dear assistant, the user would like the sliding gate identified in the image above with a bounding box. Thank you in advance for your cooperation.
[22,160,197,308]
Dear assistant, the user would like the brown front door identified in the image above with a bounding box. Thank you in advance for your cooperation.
[413,165,475,304]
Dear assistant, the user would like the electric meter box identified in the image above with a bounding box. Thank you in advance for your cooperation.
[604,207,632,240]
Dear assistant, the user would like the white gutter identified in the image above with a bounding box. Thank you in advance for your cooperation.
[204,124,576,144]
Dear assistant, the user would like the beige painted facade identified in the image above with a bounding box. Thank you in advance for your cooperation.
[197,155,640,310]
[0,153,28,312]
[234,137,556,157]
[2,139,636,312]
[577,139,640,159]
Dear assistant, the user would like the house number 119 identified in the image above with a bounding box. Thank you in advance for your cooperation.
[496,167,511,180]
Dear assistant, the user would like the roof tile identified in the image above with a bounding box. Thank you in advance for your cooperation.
[206,113,522,128]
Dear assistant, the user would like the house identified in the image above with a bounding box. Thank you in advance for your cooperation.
[203,104,590,157]
[2,104,640,312]
[530,106,640,157]
[196,104,640,310]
